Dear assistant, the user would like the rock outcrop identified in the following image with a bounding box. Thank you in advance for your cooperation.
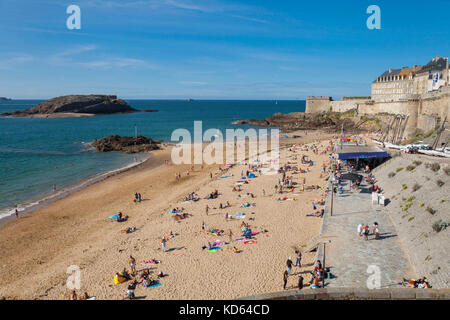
[235,110,389,133]
[1,95,157,117]
[91,135,161,153]
[0,97,11,101]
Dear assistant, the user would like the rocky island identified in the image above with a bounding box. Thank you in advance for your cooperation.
[91,134,161,153]
[1,95,157,118]
[0,97,12,101]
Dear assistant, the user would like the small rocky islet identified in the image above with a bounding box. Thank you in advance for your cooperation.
[1,94,157,117]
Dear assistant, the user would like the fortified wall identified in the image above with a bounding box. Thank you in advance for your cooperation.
[305,86,450,137]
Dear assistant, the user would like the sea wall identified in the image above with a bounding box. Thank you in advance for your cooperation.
[372,154,450,289]
[237,287,450,300]
[306,87,449,137]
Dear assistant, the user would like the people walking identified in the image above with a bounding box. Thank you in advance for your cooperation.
[295,250,302,267]
[283,270,289,290]
[286,257,293,275]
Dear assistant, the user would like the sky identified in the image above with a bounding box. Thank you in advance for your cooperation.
[0,0,449,99]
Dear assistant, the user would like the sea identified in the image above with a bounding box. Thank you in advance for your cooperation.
[0,99,305,220]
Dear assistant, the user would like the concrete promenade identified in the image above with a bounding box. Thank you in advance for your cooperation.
[319,172,417,289]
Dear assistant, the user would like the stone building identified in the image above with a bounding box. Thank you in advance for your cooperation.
[371,56,449,101]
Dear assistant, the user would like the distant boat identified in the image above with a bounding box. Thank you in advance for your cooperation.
[185,99,194,102]
[275,101,278,104]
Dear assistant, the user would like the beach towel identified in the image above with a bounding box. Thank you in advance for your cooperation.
[220,175,233,178]
[244,240,257,244]
[207,249,218,252]
[168,210,182,214]
[113,274,127,285]
[251,232,259,235]
[141,260,159,265]
[234,238,245,242]
[212,242,225,246]
[172,252,184,256]
[109,214,119,219]
[146,282,162,288]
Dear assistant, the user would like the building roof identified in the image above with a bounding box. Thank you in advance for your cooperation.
[417,57,448,74]
[378,68,401,77]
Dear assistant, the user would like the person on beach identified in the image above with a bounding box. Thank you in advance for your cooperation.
[373,222,379,239]
[286,257,293,275]
[69,290,77,300]
[205,205,209,216]
[129,255,136,274]
[283,270,289,289]
[357,223,363,238]
[298,274,304,290]
[202,221,206,232]
[161,238,167,252]
[295,250,302,267]
[228,229,233,243]
[15,209,19,219]
[363,225,369,241]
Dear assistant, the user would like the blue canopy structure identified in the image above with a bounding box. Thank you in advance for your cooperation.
[335,144,389,160]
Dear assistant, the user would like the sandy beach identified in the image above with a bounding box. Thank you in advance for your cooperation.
[0,130,336,300]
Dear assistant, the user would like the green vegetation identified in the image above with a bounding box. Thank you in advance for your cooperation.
[412,183,421,192]
[413,160,422,166]
[408,217,415,222]
[431,163,441,172]
[402,184,408,190]
[436,179,445,187]
[432,220,450,233]
[388,172,396,178]
[406,165,416,171]
[443,167,450,176]
[420,203,425,208]
[396,167,404,172]
[426,207,436,215]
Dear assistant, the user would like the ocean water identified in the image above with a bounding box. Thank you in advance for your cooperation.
[0,99,305,218]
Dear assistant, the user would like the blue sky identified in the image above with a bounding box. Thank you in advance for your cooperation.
[0,0,449,99]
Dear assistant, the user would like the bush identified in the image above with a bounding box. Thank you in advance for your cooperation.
[430,163,440,172]
[406,165,416,171]
[444,167,450,176]
[388,172,396,178]
[412,183,421,192]
[432,220,449,233]
[426,207,436,215]
[408,217,415,222]
[402,184,408,190]
[407,196,415,202]
[420,203,425,207]
[437,179,445,187]
[396,167,404,172]
[413,160,422,166]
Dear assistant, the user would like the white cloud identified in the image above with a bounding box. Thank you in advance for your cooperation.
[179,81,208,85]
[0,53,35,70]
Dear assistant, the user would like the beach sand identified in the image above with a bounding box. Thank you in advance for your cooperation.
[0,130,335,300]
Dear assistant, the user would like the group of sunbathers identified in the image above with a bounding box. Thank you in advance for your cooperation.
[116,212,128,222]
[401,277,431,288]
[184,192,199,202]
[206,189,219,199]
